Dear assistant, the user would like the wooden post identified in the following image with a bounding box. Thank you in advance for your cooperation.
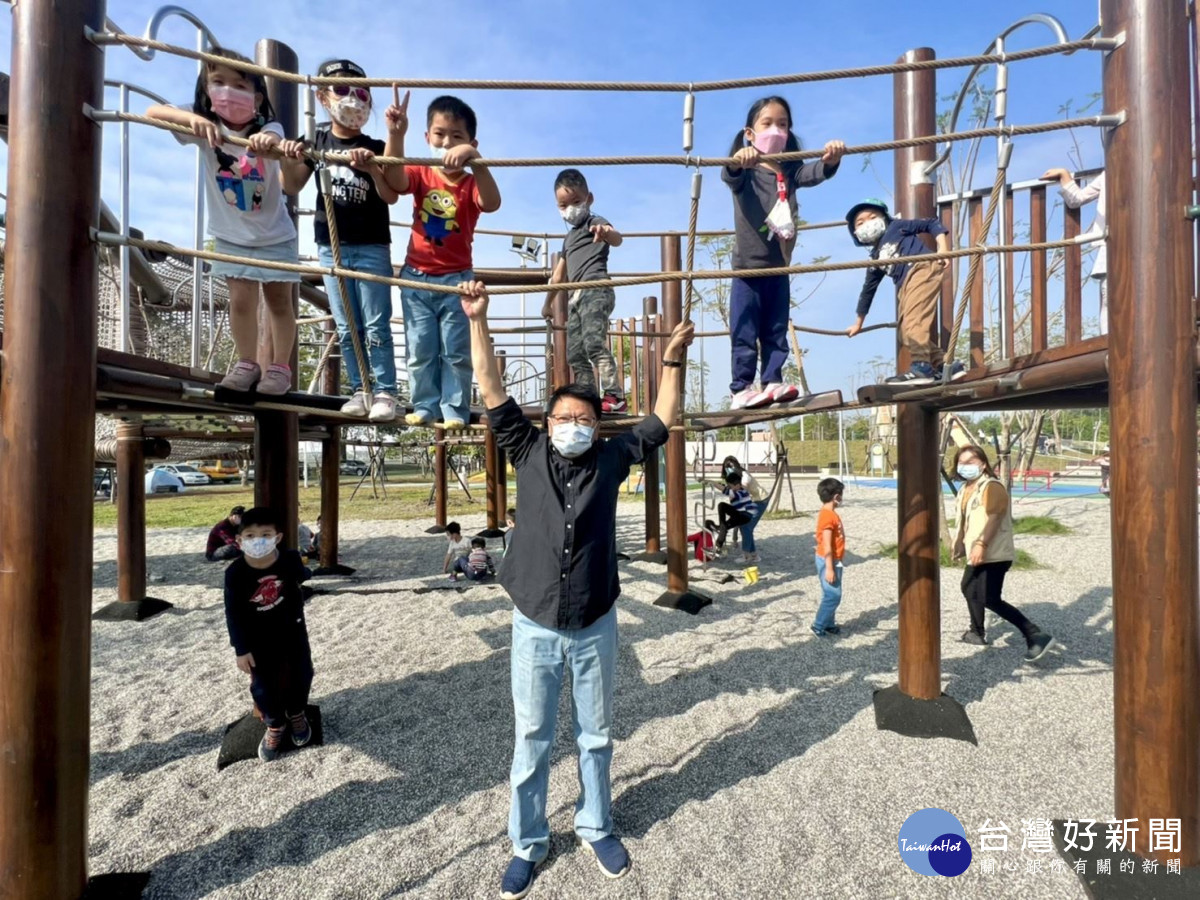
[0,0,105,892]
[1029,185,1048,353]
[253,38,300,548]
[550,252,570,389]
[481,344,506,538]
[641,296,663,558]
[967,197,985,369]
[319,318,341,569]
[628,316,640,415]
[938,202,954,355]
[654,236,706,609]
[1063,202,1083,345]
[117,419,147,605]
[1003,190,1016,358]
[891,49,943,705]
[614,319,626,398]
[495,349,508,518]
[1103,0,1200,865]
[426,439,449,534]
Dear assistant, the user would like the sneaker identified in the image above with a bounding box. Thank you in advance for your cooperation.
[762,382,800,404]
[368,394,397,423]
[500,857,540,900]
[289,711,312,747]
[960,630,987,646]
[824,625,842,635]
[810,626,827,638]
[743,385,776,409]
[730,386,760,410]
[579,836,630,879]
[884,362,937,386]
[340,390,370,418]
[257,364,293,396]
[601,393,628,414]
[405,411,433,427]
[941,361,967,382]
[257,725,286,762]
[449,573,459,582]
[219,359,261,393]
[742,551,760,563]
[442,418,466,430]
[1024,631,1054,662]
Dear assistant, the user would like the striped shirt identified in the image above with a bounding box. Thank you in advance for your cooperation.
[726,486,755,513]
[468,548,494,574]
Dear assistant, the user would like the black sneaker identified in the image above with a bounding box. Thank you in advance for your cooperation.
[1024,631,1054,662]
[960,630,987,646]
[500,857,540,899]
[824,625,842,635]
[885,362,937,385]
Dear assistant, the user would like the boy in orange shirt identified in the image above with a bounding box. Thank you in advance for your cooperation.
[383,92,502,428]
[813,478,846,636]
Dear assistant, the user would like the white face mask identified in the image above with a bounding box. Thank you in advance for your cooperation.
[561,203,590,227]
[551,423,595,458]
[957,464,982,482]
[330,95,370,130]
[242,535,278,559]
[427,143,447,161]
[855,217,887,244]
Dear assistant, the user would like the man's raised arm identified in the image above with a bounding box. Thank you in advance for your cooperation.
[652,321,696,429]
[460,280,509,410]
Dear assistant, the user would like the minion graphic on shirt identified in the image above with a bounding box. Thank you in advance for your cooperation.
[420,189,460,245]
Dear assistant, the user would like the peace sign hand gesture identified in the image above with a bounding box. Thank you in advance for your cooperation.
[385,84,411,137]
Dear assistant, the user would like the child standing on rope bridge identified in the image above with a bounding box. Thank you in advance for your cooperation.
[147,49,301,396]
[544,169,627,413]
[722,96,845,410]
[280,60,401,423]
[843,198,965,385]
[223,507,315,762]
[382,95,502,428]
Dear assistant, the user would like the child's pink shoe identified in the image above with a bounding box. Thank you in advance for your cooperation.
[257,364,293,396]
[219,360,261,393]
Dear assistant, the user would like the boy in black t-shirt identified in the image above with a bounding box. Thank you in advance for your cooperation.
[223,507,314,761]
[281,59,401,423]
[544,169,627,413]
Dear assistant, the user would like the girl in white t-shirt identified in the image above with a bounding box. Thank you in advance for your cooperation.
[147,48,300,395]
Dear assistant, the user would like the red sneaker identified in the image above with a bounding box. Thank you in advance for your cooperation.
[601,393,628,414]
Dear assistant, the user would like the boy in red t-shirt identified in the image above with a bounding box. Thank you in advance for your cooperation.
[383,93,502,428]
[813,477,846,637]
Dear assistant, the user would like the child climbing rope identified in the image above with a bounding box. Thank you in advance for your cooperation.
[280,61,401,422]
[843,198,964,385]
[544,168,627,413]
[722,96,845,410]
[382,95,502,428]
[146,49,300,395]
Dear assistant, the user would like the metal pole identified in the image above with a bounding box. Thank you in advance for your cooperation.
[320,317,341,569]
[894,48,942,701]
[118,82,131,353]
[993,36,1010,359]
[660,236,688,595]
[642,296,661,555]
[1103,0,1200,865]
[0,0,105,892]
[190,28,206,369]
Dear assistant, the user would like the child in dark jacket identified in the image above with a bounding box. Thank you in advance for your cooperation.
[223,506,314,762]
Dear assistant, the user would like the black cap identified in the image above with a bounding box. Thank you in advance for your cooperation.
[317,59,366,79]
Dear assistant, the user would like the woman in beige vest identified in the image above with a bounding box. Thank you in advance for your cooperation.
[951,446,1054,662]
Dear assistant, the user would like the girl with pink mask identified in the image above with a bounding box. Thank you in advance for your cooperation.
[722,97,845,410]
[147,49,300,395]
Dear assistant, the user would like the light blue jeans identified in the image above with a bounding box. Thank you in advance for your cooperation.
[318,244,397,394]
[813,553,844,632]
[509,605,617,862]
[740,500,769,553]
[400,265,472,423]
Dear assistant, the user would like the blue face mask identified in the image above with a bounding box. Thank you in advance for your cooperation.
[551,423,595,459]
[242,535,278,559]
[957,464,982,482]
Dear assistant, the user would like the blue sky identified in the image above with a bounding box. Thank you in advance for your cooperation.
[1,0,1104,404]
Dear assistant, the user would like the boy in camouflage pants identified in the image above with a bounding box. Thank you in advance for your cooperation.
[547,169,627,412]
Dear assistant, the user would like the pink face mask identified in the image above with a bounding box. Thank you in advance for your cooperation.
[752,126,788,155]
[208,84,257,127]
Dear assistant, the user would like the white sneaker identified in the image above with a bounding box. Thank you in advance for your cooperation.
[340,391,370,418]
[368,394,397,423]
[730,386,760,410]
[742,386,776,409]
[762,382,800,404]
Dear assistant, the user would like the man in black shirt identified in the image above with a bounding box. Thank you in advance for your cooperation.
[461,281,692,898]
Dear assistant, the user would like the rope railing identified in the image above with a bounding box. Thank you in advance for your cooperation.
[89,31,1115,91]
[94,229,1102,297]
[95,109,1120,170]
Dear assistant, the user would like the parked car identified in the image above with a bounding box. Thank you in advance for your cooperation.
[189,459,241,483]
[145,468,184,494]
[153,463,211,486]
[340,459,369,476]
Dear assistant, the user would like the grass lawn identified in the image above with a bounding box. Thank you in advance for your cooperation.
[876,543,1041,570]
[1012,515,1072,535]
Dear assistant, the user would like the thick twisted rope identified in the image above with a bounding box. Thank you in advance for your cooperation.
[96,231,1099,297]
[943,167,1008,373]
[682,172,701,323]
[95,32,1111,91]
[306,329,339,394]
[105,111,1116,170]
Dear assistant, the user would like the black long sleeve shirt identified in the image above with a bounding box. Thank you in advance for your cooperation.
[489,397,669,629]
[223,549,310,658]
[855,217,949,318]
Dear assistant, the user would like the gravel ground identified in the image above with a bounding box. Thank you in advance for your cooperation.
[88,485,1118,899]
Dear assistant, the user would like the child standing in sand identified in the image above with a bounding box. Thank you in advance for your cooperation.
[812,478,845,637]
[222,507,314,761]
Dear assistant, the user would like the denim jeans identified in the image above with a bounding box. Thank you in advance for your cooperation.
[812,553,843,631]
[317,244,397,394]
[729,274,790,392]
[452,556,489,580]
[400,265,473,423]
[740,500,768,553]
[509,604,617,862]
